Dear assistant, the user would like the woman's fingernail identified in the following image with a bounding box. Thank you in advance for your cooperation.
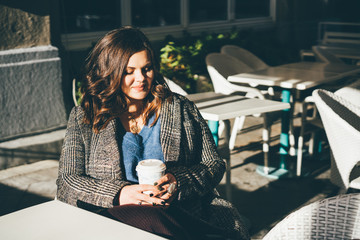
[157,186,163,191]
[149,193,154,197]
[154,182,158,186]
[152,202,156,206]
[161,201,165,205]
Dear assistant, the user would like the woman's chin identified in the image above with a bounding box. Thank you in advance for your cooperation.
[127,93,149,101]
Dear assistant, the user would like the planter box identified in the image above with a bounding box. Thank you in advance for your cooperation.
[0,46,67,143]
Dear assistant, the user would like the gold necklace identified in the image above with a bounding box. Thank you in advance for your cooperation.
[127,104,144,134]
[129,114,140,134]
[128,110,144,134]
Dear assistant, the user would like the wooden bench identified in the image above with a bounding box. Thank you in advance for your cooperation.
[322,31,360,46]
[317,22,360,62]
[300,22,360,62]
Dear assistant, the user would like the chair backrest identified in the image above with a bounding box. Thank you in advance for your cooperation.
[205,53,263,98]
[312,46,345,64]
[263,193,360,240]
[221,45,269,71]
[335,78,360,106]
[313,89,360,190]
[164,77,188,96]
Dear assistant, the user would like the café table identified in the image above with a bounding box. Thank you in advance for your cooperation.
[187,92,290,200]
[228,61,360,179]
[0,200,165,240]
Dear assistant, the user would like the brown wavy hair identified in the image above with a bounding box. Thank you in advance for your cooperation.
[80,26,171,133]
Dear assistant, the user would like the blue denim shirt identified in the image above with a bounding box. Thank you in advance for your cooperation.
[120,114,164,183]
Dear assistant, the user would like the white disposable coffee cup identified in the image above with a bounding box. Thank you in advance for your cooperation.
[136,159,166,185]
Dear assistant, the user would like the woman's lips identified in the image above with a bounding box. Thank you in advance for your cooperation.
[132,85,146,91]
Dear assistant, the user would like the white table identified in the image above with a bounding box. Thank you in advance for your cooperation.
[187,92,290,200]
[0,200,165,240]
[229,62,360,90]
[188,92,289,121]
[228,62,360,178]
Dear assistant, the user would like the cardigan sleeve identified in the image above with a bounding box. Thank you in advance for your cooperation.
[56,107,131,209]
[166,97,226,201]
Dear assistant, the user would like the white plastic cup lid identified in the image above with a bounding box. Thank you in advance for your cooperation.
[136,159,166,172]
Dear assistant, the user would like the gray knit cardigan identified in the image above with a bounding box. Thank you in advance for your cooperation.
[56,94,249,239]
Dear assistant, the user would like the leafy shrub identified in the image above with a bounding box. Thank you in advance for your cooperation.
[159,28,299,93]
[159,29,247,93]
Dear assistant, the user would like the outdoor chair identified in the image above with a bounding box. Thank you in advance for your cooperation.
[335,77,360,104]
[296,78,360,177]
[296,95,325,176]
[164,77,188,96]
[263,193,360,240]
[205,53,279,166]
[220,45,269,71]
[312,46,345,64]
[313,89,360,192]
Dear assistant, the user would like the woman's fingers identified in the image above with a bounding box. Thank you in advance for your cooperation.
[137,185,169,206]
[119,176,178,206]
[156,173,177,186]
[155,173,178,195]
[139,196,169,207]
[119,184,162,205]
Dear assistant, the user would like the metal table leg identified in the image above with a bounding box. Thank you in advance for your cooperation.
[256,89,293,179]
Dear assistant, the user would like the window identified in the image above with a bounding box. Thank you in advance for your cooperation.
[189,0,227,23]
[61,0,275,50]
[235,0,270,19]
[60,0,119,33]
[131,0,181,27]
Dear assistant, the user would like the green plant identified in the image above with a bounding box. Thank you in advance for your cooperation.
[72,78,83,106]
[160,42,198,93]
[159,29,248,93]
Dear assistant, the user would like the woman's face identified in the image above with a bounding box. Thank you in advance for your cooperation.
[121,50,154,101]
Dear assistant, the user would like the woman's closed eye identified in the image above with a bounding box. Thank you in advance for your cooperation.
[125,65,152,75]
[143,65,153,73]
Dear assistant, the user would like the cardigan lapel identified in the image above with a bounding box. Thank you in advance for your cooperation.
[90,119,124,178]
[161,97,181,162]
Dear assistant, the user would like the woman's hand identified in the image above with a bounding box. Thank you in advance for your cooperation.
[118,173,178,207]
[154,173,178,205]
[119,184,165,206]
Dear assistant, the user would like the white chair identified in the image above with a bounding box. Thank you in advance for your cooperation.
[313,89,360,192]
[335,78,360,104]
[221,45,269,71]
[296,79,360,177]
[205,53,280,171]
[164,77,188,96]
[263,193,360,240]
[296,95,324,176]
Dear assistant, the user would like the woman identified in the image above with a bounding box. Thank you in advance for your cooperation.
[57,26,249,240]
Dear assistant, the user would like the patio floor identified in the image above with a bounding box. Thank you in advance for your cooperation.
[0,112,341,239]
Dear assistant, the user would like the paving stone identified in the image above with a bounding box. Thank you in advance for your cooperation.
[0,160,58,199]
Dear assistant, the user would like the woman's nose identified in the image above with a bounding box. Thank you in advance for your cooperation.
[134,69,145,82]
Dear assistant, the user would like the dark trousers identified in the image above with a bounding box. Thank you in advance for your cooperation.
[102,205,231,240]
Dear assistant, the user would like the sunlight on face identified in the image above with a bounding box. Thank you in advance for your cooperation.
[121,50,154,101]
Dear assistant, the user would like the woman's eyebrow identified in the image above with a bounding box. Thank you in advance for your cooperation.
[126,62,152,69]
